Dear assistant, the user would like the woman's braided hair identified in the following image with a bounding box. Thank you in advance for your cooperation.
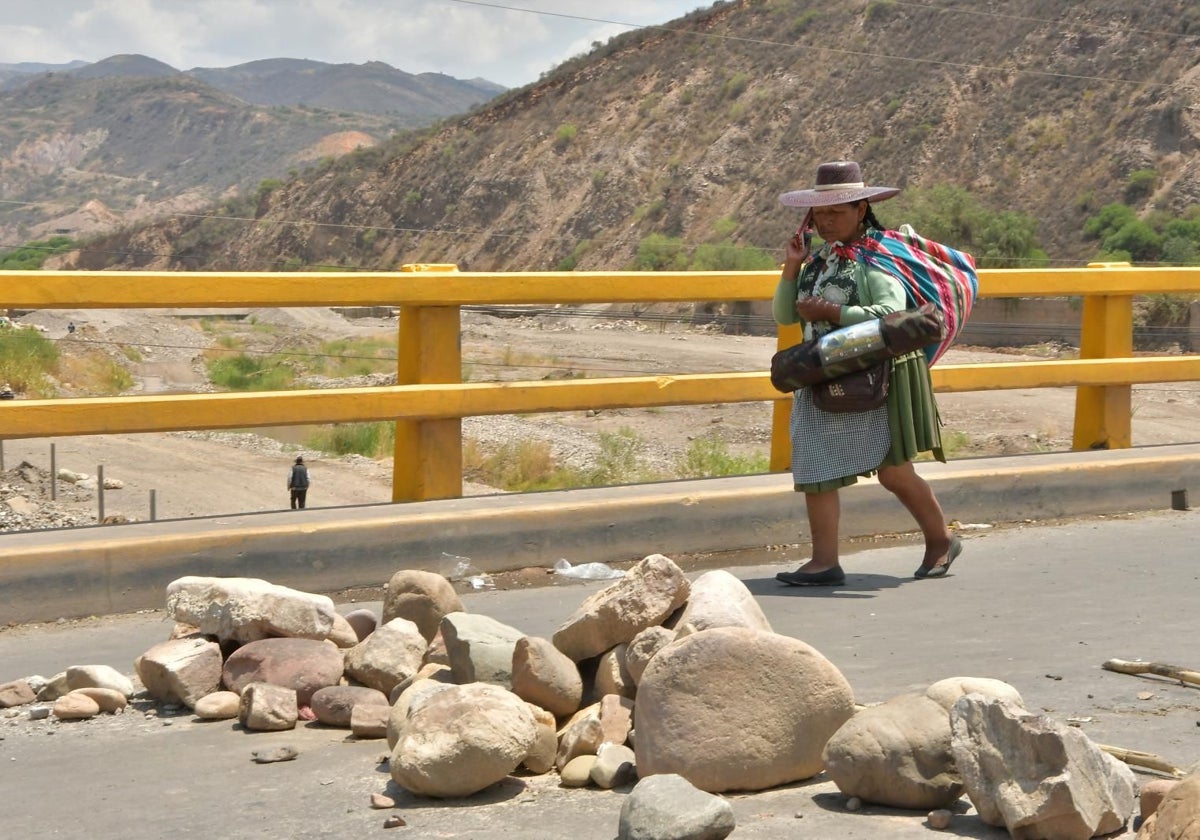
[863,202,885,232]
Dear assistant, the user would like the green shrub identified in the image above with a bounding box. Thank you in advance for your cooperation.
[0,236,77,270]
[890,184,1047,267]
[463,437,585,491]
[307,422,393,458]
[556,240,593,271]
[206,353,296,391]
[588,428,658,485]
[690,242,777,271]
[308,336,395,377]
[0,327,59,394]
[676,434,768,478]
[554,123,578,151]
[1124,169,1157,203]
[634,234,688,270]
[722,72,750,100]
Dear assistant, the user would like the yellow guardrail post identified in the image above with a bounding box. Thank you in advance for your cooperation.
[393,264,463,501]
[770,322,803,472]
[1072,263,1134,450]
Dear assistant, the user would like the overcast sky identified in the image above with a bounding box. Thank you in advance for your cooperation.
[1,0,709,88]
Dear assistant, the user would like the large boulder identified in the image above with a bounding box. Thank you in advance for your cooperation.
[951,694,1136,839]
[670,569,772,636]
[439,612,525,688]
[387,678,457,750]
[342,617,426,695]
[382,570,463,642]
[221,637,344,706]
[165,576,337,643]
[634,626,854,792]
[823,692,963,810]
[510,635,583,717]
[552,554,691,662]
[135,636,223,709]
[390,682,539,798]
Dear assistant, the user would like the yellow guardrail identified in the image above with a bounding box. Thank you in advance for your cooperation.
[1,262,1198,501]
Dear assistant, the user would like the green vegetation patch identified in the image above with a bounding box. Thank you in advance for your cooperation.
[0,236,77,270]
[0,327,59,395]
[206,352,296,391]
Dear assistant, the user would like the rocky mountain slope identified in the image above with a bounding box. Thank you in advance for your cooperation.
[61,0,1200,275]
[0,55,502,245]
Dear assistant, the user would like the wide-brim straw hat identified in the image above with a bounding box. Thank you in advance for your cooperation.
[779,160,900,207]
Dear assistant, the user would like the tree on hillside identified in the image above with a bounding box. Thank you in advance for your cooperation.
[887,185,1046,268]
[1083,202,1200,265]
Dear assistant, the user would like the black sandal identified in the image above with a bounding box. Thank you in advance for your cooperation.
[915,536,962,579]
[776,566,846,586]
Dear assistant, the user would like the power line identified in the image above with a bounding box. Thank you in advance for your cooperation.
[441,0,1181,88]
[890,0,1200,42]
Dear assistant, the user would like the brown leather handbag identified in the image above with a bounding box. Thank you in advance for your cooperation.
[810,358,892,413]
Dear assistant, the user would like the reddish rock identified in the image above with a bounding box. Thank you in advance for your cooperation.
[222,637,344,705]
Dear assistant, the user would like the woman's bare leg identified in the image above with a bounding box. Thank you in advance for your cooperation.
[795,489,841,572]
[877,462,954,569]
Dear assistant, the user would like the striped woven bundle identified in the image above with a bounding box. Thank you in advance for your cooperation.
[837,225,978,365]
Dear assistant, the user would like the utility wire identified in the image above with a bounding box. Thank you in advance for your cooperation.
[442,0,1184,88]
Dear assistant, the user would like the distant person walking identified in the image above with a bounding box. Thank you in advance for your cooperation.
[288,456,310,509]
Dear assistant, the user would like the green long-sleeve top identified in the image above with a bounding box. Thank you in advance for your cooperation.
[772,255,906,332]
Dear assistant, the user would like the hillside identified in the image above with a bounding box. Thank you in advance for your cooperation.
[0,56,502,246]
[186,58,503,117]
[58,0,1200,275]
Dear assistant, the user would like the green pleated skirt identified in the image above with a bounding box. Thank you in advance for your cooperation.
[794,350,944,493]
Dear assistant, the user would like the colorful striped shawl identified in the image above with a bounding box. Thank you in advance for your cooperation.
[832,225,978,364]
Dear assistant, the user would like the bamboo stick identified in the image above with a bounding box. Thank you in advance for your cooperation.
[1102,658,1200,686]
[1097,744,1185,778]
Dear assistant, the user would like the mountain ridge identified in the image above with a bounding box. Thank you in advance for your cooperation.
[22,0,1200,273]
[0,54,503,245]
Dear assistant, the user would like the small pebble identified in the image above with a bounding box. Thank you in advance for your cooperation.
[927,809,953,830]
[371,793,395,809]
[845,796,862,812]
[251,746,299,764]
[383,816,407,828]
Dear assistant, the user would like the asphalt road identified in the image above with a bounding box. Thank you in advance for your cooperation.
[2,509,1197,839]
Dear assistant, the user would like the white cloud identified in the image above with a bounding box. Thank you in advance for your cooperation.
[0,0,707,86]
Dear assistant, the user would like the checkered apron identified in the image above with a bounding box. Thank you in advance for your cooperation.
[789,251,891,485]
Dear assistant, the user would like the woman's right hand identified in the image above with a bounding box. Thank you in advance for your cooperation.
[782,227,811,279]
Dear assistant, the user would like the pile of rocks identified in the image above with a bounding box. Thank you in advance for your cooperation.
[0,461,97,531]
[2,556,1195,839]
